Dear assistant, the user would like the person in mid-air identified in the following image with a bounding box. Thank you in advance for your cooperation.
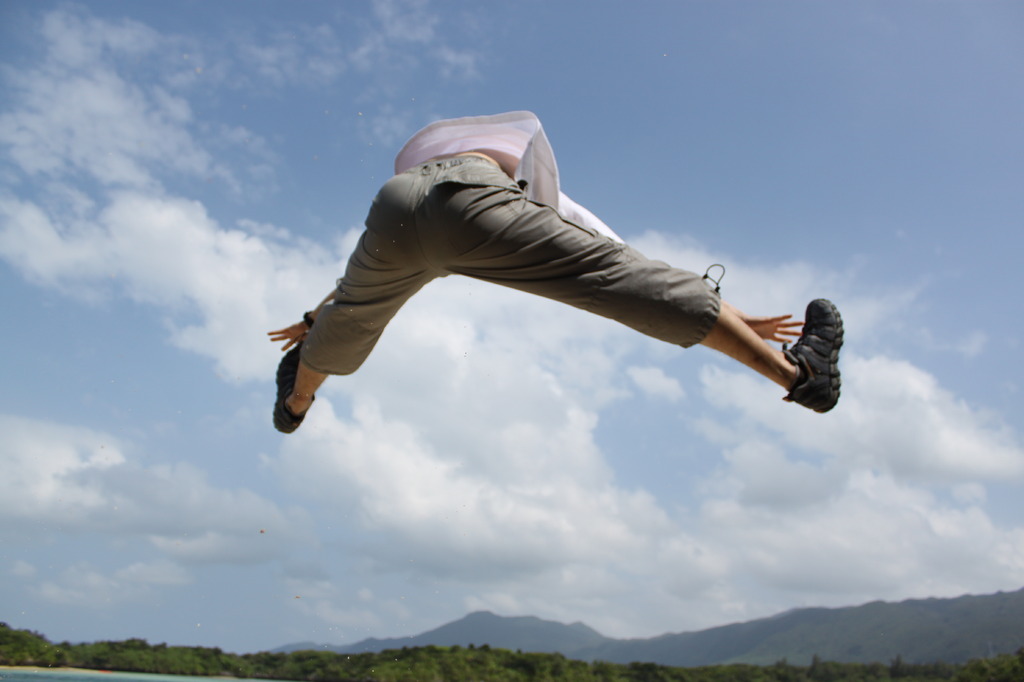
[268,112,843,433]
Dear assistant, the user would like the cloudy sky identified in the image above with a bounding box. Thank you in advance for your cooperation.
[1,0,1022,655]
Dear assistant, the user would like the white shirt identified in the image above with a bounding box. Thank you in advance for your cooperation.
[394,111,624,243]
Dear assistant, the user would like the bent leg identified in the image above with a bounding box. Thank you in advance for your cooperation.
[301,229,435,376]
[288,240,433,416]
[285,362,328,417]
[301,169,436,378]
[699,303,798,389]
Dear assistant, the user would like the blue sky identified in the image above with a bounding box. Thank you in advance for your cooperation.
[1,0,1022,655]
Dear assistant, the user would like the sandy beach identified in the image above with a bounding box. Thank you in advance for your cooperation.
[0,669,113,675]
[0,667,256,681]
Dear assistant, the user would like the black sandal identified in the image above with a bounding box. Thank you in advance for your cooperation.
[274,344,313,433]
[783,299,844,413]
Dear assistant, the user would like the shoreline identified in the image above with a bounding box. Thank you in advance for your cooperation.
[0,669,130,676]
[0,668,241,680]
[1,667,247,675]
[0,669,103,673]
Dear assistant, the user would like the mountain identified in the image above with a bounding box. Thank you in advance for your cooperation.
[274,587,1024,666]
[577,588,1024,666]
[275,611,611,656]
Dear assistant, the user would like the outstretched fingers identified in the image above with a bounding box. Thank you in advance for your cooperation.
[745,314,804,343]
[267,321,309,351]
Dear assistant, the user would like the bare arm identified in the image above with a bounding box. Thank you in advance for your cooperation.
[267,289,336,351]
[720,300,803,344]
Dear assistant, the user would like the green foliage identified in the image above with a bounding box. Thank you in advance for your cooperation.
[953,648,1024,682]
[0,622,70,667]
[1,622,1020,682]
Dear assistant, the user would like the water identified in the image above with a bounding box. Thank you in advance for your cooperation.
[0,671,281,682]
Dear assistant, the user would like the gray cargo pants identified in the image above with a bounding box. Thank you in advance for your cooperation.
[301,156,720,375]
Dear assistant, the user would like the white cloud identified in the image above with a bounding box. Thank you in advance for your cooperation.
[0,415,124,519]
[10,560,37,579]
[0,414,315,564]
[37,564,132,607]
[0,3,485,387]
[917,327,990,359]
[35,560,189,608]
[698,470,1024,604]
[716,440,844,510]
[39,6,161,67]
[360,104,415,149]
[0,42,218,189]
[116,560,192,586]
[955,330,988,358]
[435,45,480,80]
[237,24,348,88]
[838,355,1023,480]
[682,354,1024,618]
[277,394,671,580]
[699,355,1024,484]
[6,173,1023,636]
[259,234,1024,635]
[262,279,699,622]
[0,192,344,381]
[627,365,686,402]
[0,6,284,198]
[373,0,439,44]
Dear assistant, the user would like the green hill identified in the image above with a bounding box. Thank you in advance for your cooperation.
[277,611,609,656]
[279,588,1024,666]
[578,588,1024,665]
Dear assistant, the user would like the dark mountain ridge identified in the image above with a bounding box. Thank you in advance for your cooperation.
[275,587,1024,666]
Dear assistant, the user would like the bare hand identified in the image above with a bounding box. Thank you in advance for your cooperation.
[267,321,309,351]
[744,314,803,344]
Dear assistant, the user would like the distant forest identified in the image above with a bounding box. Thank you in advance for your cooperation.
[2,622,1022,682]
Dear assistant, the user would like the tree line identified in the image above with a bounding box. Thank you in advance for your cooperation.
[2,622,1021,682]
